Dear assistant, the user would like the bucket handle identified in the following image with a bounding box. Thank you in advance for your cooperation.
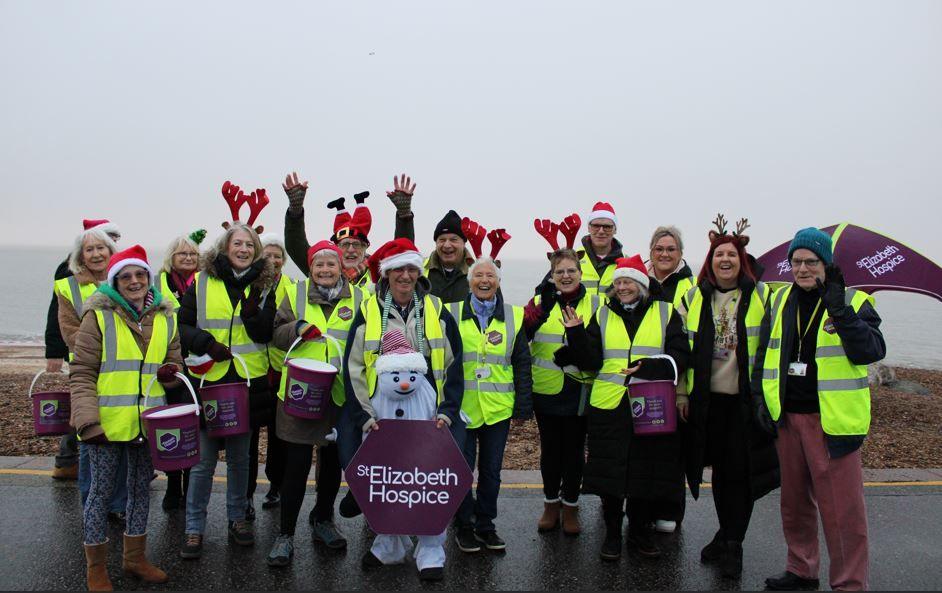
[28,369,68,399]
[283,333,342,366]
[144,372,200,415]
[631,354,678,386]
[198,352,251,389]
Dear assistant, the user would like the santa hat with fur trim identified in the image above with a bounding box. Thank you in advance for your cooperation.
[367,238,424,281]
[375,329,428,375]
[611,254,649,290]
[259,232,286,255]
[307,240,344,268]
[83,218,121,239]
[586,202,617,227]
[106,244,153,286]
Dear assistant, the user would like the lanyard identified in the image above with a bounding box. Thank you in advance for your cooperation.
[796,298,822,362]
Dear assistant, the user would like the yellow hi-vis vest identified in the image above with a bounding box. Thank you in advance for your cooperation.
[93,309,174,442]
[351,270,374,294]
[681,282,769,392]
[448,301,523,429]
[54,276,99,360]
[362,293,446,400]
[589,300,672,410]
[579,251,616,296]
[530,293,601,395]
[157,271,181,312]
[268,274,297,372]
[195,272,270,381]
[277,281,365,406]
[669,276,695,312]
[761,285,874,436]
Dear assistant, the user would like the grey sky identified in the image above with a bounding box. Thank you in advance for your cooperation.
[2,1,940,269]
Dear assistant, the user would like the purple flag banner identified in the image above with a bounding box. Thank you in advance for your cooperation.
[345,420,473,536]
[756,223,942,303]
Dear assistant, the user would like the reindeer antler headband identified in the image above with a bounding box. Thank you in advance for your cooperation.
[534,213,581,255]
[708,212,751,247]
[220,181,270,233]
[460,216,512,260]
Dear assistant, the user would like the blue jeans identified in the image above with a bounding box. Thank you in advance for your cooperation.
[456,419,510,533]
[185,429,251,535]
[79,442,128,513]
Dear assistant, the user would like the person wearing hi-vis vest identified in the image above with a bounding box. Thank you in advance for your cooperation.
[69,245,182,591]
[265,241,366,567]
[338,238,465,520]
[176,221,277,559]
[450,256,534,555]
[576,201,625,296]
[754,228,885,593]
[523,248,601,536]
[677,215,780,580]
[564,255,690,562]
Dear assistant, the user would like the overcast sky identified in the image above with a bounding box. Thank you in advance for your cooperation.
[2,1,940,269]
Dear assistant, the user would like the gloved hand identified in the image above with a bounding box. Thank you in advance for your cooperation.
[558,213,582,249]
[754,398,777,437]
[534,219,561,250]
[298,322,322,341]
[207,341,233,362]
[553,346,576,368]
[282,171,309,213]
[539,280,558,311]
[240,287,263,317]
[81,426,109,445]
[461,217,487,258]
[386,173,416,214]
[816,264,847,317]
[156,364,179,385]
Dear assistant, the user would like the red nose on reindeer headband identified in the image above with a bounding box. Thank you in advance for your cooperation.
[460,217,511,261]
[220,181,270,233]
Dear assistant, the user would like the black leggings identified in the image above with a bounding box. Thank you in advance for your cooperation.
[706,393,754,543]
[279,442,342,536]
[535,412,587,504]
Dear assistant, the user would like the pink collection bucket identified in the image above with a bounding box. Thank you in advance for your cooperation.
[283,337,339,420]
[628,355,679,436]
[28,370,71,437]
[198,353,251,438]
[141,373,201,472]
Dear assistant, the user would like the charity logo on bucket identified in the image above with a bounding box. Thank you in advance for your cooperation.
[156,429,180,452]
[630,397,645,418]
[40,400,59,417]
[203,401,217,421]
[288,382,307,401]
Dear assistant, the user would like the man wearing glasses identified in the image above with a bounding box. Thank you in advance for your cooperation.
[753,227,885,592]
[577,202,624,296]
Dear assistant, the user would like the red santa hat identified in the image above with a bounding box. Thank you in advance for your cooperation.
[367,238,424,281]
[83,218,121,239]
[329,193,372,245]
[586,201,617,227]
[611,254,649,290]
[307,240,344,268]
[106,244,153,286]
[374,329,428,375]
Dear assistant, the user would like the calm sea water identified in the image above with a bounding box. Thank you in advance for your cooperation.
[2,247,939,369]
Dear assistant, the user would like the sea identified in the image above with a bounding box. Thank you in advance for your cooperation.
[2,247,939,369]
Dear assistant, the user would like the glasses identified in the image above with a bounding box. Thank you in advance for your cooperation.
[117,270,149,282]
[652,246,678,254]
[588,223,614,233]
[338,240,366,250]
[174,251,199,260]
[790,257,822,269]
[552,267,579,277]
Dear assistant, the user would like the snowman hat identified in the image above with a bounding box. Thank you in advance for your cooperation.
[374,329,428,375]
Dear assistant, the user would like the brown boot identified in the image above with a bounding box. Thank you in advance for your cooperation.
[537,500,561,532]
[52,464,79,480]
[122,534,168,583]
[84,541,112,592]
[561,503,582,536]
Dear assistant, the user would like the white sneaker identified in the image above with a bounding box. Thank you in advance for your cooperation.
[654,520,677,533]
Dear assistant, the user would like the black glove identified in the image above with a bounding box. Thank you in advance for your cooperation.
[754,398,777,437]
[816,264,846,317]
[240,287,262,317]
[207,341,233,362]
[539,281,558,313]
[553,346,576,368]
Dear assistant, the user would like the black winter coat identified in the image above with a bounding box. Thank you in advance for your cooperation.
[685,276,780,501]
[44,258,71,360]
[566,294,690,500]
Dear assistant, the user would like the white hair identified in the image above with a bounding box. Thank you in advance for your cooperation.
[467,256,501,282]
[605,277,649,303]
[160,234,201,274]
[68,228,117,275]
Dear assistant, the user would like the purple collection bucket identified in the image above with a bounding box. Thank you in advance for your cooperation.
[281,336,340,420]
[141,373,201,472]
[198,354,251,438]
[28,370,71,437]
[628,355,679,435]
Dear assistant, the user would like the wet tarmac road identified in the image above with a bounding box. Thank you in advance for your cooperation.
[1,473,940,590]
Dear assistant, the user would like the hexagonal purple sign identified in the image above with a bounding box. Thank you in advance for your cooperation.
[345,419,473,536]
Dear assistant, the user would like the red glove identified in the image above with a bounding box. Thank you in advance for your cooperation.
[461,217,487,258]
[299,323,322,341]
[207,342,233,362]
[534,219,560,250]
[156,364,179,384]
[487,228,511,258]
[559,213,581,249]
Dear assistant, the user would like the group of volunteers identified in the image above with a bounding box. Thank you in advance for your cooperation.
[43,171,885,591]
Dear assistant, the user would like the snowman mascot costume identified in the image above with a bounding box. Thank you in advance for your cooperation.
[365,328,447,578]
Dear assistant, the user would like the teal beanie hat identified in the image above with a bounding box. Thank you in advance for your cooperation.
[788,227,833,265]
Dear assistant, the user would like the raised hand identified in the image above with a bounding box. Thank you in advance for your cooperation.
[282,171,308,193]
[534,219,561,250]
[386,173,416,213]
[560,305,583,328]
[282,171,309,212]
[559,213,582,249]
[817,264,847,316]
[299,323,322,341]
[487,228,511,259]
[461,217,487,258]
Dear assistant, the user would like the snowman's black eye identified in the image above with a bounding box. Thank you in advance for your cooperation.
[409,375,416,382]
[392,375,400,382]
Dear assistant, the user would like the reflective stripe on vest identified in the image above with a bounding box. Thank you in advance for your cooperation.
[363,293,446,399]
[449,302,522,429]
[589,300,670,410]
[761,285,873,436]
[195,272,269,381]
[278,281,364,406]
[530,293,600,394]
[158,272,181,312]
[93,309,174,441]
[55,276,98,319]
[267,274,297,371]
[682,282,769,393]
[578,252,616,296]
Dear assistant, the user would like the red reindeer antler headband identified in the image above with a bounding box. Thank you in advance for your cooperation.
[461,217,512,260]
[220,181,270,233]
[533,213,581,251]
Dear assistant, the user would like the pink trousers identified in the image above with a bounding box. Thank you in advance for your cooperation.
[776,413,869,591]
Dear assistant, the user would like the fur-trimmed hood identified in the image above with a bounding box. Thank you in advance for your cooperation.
[84,289,176,316]
[199,244,277,291]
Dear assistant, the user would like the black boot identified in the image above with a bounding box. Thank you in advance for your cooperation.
[599,523,622,562]
[339,491,362,518]
[162,471,183,511]
[720,541,743,578]
[765,571,820,591]
[626,528,661,559]
[700,529,726,563]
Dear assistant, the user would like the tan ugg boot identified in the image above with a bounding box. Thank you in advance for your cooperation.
[537,500,561,532]
[122,534,168,583]
[561,503,582,536]
[84,541,113,592]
